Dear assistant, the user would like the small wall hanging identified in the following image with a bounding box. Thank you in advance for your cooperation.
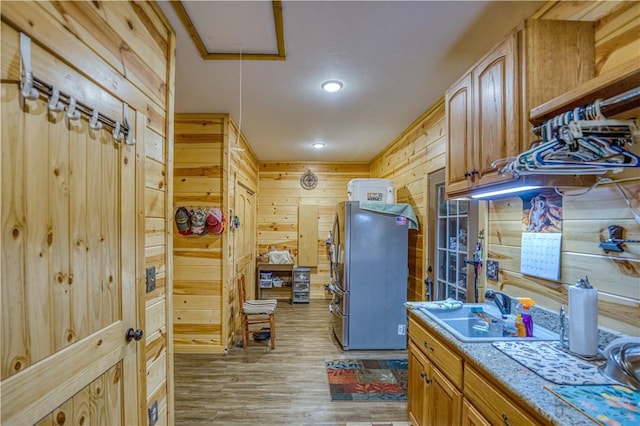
[300,170,318,190]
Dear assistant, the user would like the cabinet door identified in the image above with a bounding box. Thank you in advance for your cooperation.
[472,33,519,189]
[408,341,430,426]
[445,72,474,195]
[462,399,491,426]
[429,365,462,426]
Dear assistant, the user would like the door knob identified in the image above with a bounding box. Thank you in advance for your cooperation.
[125,328,144,342]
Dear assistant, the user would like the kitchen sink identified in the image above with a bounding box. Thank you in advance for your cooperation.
[418,303,559,343]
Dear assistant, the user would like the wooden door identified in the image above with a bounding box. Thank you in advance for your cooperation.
[472,32,518,189]
[234,182,256,299]
[445,72,474,195]
[1,84,140,424]
[429,169,478,303]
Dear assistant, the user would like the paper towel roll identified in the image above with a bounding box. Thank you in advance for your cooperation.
[569,284,598,356]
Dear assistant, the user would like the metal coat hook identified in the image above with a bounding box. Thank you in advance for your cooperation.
[18,31,135,144]
[48,87,64,112]
[112,121,124,142]
[89,109,103,130]
[123,103,135,145]
[19,33,38,100]
[66,97,80,120]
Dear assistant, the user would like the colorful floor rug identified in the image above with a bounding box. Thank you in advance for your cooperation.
[325,359,408,401]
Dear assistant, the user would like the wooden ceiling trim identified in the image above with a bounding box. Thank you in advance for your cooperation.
[170,0,286,61]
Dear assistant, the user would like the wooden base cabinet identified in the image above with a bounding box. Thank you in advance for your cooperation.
[445,20,595,198]
[464,365,550,426]
[408,341,430,426]
[408,341,462,426]
[462,399,491,426]
[408,311,551,426]
[408,313,463,426]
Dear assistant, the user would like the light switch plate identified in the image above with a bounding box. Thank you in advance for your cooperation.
[146,266,156,293]
[148,400,159,426]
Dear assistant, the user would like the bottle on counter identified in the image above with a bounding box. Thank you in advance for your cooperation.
[503,314,518,337]
[517,297,536,337]
[515,314,526,337]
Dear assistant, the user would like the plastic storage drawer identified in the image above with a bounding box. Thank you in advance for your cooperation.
[294,270,310,281]
[294,281,310,291]
[293,292,310,303]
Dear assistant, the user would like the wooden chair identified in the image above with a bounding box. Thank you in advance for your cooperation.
[237,274,277,349]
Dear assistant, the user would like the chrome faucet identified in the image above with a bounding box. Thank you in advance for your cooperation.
[484,289,512,317]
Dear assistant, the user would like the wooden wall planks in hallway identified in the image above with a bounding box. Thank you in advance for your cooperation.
[174,300,410,425]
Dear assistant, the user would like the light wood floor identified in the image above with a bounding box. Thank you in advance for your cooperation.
[174,299,410,425]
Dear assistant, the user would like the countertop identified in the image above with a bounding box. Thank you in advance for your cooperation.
[406,303,595,426]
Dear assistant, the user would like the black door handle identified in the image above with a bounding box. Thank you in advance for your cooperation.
[125,328,144,342]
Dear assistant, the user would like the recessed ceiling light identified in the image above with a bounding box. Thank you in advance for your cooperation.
[312,142,325,149]
[321,80,343,93]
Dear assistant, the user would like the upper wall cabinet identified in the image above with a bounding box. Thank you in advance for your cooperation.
[445,20,595,198]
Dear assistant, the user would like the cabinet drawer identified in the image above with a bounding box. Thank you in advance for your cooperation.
[408,315,463,389]
[464,366,547,426]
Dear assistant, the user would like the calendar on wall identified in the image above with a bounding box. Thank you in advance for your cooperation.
[520,232,562,281]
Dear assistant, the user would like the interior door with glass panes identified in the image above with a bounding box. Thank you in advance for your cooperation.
[428,169,478,302]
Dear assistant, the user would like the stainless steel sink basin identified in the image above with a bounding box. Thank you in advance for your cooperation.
[418,303,559,343]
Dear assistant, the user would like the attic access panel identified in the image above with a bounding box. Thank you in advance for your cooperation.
[172,1,286,60]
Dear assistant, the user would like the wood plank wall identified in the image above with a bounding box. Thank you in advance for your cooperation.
[173,114,226,353]
[173,114,259,352]
[370,101,447,301]
[484,1,640,335]
[256,163,370,299]
[1,1,175,424]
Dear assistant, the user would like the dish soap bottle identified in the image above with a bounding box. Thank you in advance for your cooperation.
[517,297,536,337]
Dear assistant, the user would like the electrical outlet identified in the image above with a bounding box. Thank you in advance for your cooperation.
[397,324,406,336]
[146,266,156,293]
[148,400,158,426]
[486,260,499,281]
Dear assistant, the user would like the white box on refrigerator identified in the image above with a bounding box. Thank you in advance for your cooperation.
[347,179,395,203]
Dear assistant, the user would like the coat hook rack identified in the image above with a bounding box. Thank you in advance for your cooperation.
[19,32,134,144]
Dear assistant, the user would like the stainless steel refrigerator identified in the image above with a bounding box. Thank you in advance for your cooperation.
[328,201,409,350]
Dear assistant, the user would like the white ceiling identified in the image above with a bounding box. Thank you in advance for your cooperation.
[158,1,545,162]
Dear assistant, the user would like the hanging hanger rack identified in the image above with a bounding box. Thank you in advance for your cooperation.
[19,32,134,145]
[494,86,640,177]
[531,86,640,139]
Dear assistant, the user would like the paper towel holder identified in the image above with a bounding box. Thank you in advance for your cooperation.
[599,225,639,253]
